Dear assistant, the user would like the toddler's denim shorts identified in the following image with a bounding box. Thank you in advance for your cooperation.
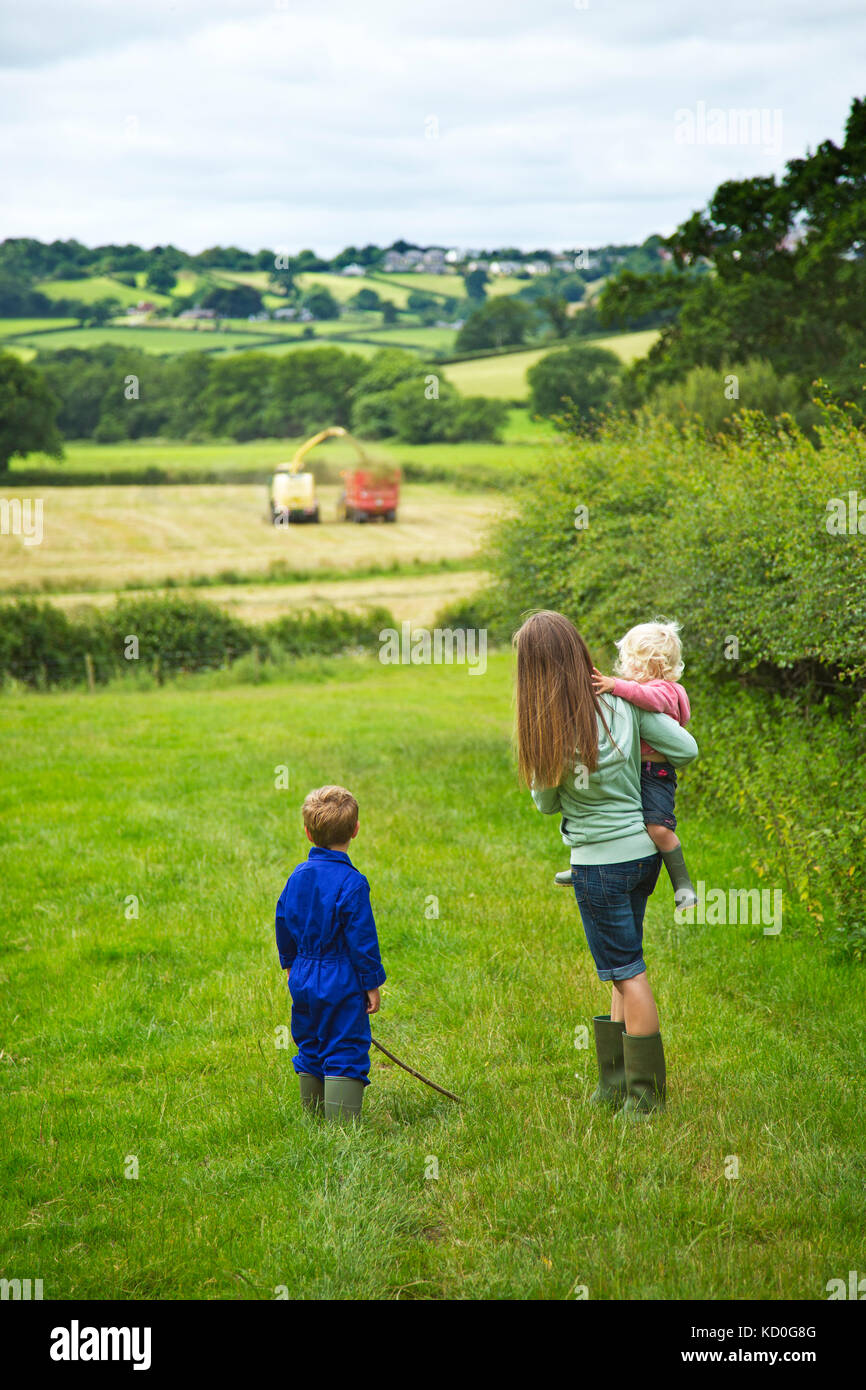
[570,854,662,981]
[641,760,678,830]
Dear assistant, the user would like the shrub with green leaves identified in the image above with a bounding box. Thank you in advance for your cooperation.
[0,598,396,689]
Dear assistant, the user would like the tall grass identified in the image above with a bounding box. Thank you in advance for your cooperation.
[1,655,862,1299]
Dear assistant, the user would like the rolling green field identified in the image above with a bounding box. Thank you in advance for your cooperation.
[1,653,860,1299]
[0,318,79,337]
[34,276,171,307]
[8,326,284,355]
[295,271,414,308]
[443,332,660,399]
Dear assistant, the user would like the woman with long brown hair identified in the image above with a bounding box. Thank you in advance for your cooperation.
[514,611,698,1120]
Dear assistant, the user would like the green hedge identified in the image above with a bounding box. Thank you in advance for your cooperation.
[0,596,394,689]
[482,406,866,953]
[487,406,866,687]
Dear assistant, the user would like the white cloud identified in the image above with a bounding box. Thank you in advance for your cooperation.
[1,0,864,251]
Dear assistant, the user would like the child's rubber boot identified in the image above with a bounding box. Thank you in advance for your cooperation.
[661,846,697,910]
[589,1015,627,1107]
[614,1031,666,1122]
[554,869,573,888]
[298,1073,324,1114]
[324,1076,364,1123]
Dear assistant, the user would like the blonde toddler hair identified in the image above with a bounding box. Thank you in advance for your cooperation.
[614,619,684,683]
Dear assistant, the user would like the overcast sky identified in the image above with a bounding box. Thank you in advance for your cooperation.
[2,0,864,255]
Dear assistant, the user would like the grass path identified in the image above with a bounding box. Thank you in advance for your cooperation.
[42,569,486,628]
[1,655,860,1299]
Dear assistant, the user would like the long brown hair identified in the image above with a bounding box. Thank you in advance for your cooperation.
[513,610,610,787]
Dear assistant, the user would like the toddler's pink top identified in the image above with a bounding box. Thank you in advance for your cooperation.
[610,678,691,759]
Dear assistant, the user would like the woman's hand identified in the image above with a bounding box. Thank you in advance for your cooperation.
[592,666,615,694]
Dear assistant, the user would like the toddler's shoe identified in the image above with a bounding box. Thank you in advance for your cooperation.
[554,868,573,888]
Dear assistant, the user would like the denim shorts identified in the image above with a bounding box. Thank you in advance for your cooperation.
[641,760,678,829]
[571,854,662,982]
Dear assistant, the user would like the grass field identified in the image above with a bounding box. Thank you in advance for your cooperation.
[6,322,439,360]
[217,336,386,360]
[295,272,414,308]
[1,653,860,1299]
[443,331,660,399]
[0,482,503,595]
[8,412,555,484]
[34,276,172,307]
[0,318,79,338]
[443,348,553,399]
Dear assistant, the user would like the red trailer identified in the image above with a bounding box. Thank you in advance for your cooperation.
[339,468,400,523]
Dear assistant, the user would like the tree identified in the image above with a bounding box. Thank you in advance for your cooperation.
[146,263,177,294]
[0,351,63,470]
[647,358,810,436]
[381,301,398,325]
[463,268,488,301]
[293,249,330,273]
[600,97,866,404]
[350,287,382,312]
[527,343,622,427]
[201,283,264,318]
[85,298,122,326]
[455,296,534,352]
[302,288,340,320]
[386,378,507,443]
[407,290,438,318]
[536,294,571,339]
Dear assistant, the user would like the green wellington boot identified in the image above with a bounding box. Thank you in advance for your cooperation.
[324,1076,365,1123]
[589,1014,627,1107]
[615,1031,667,1122]
[661,846,697,910]
[298,1073,324,1114]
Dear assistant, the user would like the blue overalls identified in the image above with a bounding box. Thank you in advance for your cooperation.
[275,847,386,1085]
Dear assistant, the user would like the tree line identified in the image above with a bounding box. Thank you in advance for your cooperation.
[0,346,508,469]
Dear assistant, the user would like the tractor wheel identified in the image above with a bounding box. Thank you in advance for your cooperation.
[384,510,397,523]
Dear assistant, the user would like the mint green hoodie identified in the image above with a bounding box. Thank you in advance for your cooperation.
[531,695,698,865]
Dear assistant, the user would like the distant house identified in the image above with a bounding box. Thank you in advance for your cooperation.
[383,248,426,272]
[273,306,298,319]
[341,263,365,276]
[136,300,157,312]
[178,307,216,320]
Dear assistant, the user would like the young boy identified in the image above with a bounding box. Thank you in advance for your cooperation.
[275,784,386,1122]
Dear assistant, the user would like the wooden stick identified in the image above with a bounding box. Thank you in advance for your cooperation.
[371,1035,461,1103]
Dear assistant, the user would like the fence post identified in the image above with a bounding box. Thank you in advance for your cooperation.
[84,653,95,693]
